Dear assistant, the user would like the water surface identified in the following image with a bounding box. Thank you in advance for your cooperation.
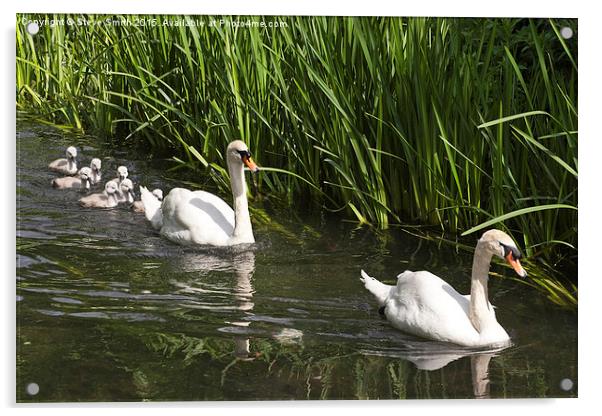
[16,123,577,401]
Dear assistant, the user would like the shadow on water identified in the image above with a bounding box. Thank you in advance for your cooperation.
[16,122,577,401]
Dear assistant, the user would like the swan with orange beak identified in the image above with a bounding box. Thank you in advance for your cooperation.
[140,140,260,246]
[361,229,528,347]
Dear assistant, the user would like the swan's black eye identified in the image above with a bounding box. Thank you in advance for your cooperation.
[237,150,251,159]
[499,242,522,260]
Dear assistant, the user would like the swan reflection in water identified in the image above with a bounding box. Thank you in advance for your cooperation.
[362,339,508,399]
[168,247,303,360]
[168,247,256,359]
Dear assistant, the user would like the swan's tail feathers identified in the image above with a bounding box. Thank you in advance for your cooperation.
[360,269,391,307]
[140,185,163,230]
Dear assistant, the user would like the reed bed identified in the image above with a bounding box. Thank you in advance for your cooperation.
[16,15,578,305]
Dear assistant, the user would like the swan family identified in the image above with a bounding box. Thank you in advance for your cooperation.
[48,141,529,349]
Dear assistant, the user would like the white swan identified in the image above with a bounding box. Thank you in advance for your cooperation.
[119,178,135,204]
[48,146,78,175]
[141,140,259,246]
[51,167,92,190]
[90,158,102,185]
[79,181,119,208]
[360,229,528,348]
[132,189,162,213]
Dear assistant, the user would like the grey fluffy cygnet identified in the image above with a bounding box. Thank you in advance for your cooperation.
[119,178,135,204]
[49,146,78,175]
[79,180,119,208]
[108,166,129,201]
[89,158,102,185]
[52,167,93,190]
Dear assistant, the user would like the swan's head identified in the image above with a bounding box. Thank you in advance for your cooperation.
[104,180,119,196]
[78,167,92,189]
[227,140,259,173]
[151,188,163,201]
[479,229,527,277]
[90,158,102,173]
[120,178,134,193]
[117,166,129,181]
[66,146,77,160]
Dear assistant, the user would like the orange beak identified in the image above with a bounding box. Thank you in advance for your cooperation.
[505,252,527,278]
[242,155,259,173]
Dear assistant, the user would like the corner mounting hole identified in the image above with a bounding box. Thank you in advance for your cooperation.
[26,382,39,396]
[26,22,40,36]
[560,27,573,39]
[560,378,574,391]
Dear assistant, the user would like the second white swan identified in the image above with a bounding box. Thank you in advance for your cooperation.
[141,140,259,246]
[360,229,527,348]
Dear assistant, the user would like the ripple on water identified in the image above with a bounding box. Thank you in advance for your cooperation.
[51,297,85,305]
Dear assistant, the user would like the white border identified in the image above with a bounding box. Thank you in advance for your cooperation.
[3,1,599,415]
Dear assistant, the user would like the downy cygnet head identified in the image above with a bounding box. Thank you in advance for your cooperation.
[90,158,102,173]
[120,178,135,203]
[78,167,93,189]
[117,166,128,181]
[478,229,527,278]
[66,146,77,160]
[104,180,119,196]
[151,189,163,201]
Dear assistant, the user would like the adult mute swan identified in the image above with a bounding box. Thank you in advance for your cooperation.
[360,229,527,348]
[141,140,259,246]
[79,181,119,208]
[49,146,78,175]
[52,167,92,190]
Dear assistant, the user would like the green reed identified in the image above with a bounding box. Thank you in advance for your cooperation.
[16,15,578,305]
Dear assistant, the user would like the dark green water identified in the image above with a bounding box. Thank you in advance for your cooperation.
[16,123,577,401]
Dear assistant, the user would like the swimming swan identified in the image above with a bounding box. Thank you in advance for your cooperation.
[52,167,92,190]
[360,229,528,348]
[48,146,78,175]
[79,180,119,208]
[141,140,259,246]
[132,189,162,213]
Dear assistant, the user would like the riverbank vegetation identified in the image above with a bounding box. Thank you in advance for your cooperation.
[16,15,577,306]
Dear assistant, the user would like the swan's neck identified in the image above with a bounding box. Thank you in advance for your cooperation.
[68,158,77,172]
[228,160,254,243]
[106,192,119,207]
[469,242,495,333]
[92,171,101,184]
